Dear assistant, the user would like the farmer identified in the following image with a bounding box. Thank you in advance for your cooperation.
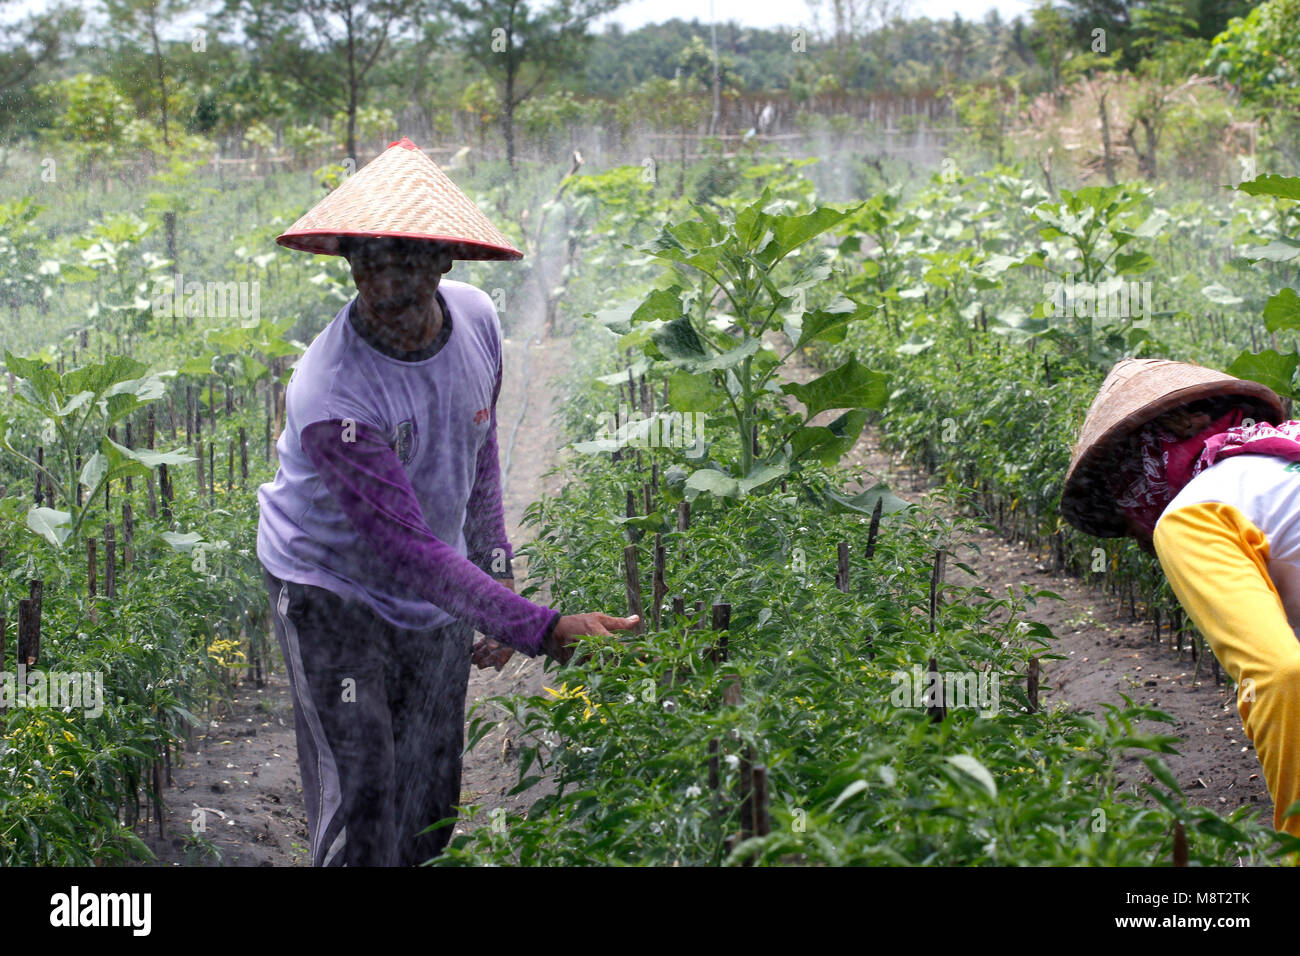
[256,137,639,866]
[1061,357,1300,840]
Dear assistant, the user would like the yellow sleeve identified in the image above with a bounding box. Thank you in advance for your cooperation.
[1153,501,1300,837]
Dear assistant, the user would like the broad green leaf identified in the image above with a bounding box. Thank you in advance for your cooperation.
[796,294,864,348]
[738,461,789,494]
[652,317,708,363]
[684,468,741,501]
[668,370,725,411]
[1225,348,1298,398]
[1201,283,1244,306]
[630,288,684,326]
[27,506,72,548]
[1242,238,1300,264]
[161,530,205,553]
[689,337,760,373]
[781,357,889,417]
[1264,288,1300,332]
[1115,251,1155,275]
[1236,175,1300,201]
[790,409,869,466]
[823,482,911,516]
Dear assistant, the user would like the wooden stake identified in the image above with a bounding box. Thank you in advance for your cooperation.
[1027,657,1040,713]
[623,545,644,634]
[927,656,946,722]
[123,502,134,569]
[104,523,116,599]
[1172,821,1188,867]
[865,497,883,559]
[752,765,770,837]
[836,541,850,592]
[196,438,205,500]
[87,538,98,624]
[677,501,690,532]
[929,549,946,634]
[239,427,248,486]
[652,535,666,630]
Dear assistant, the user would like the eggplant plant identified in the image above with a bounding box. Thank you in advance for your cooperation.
[610,190,889,502]
[0,353,193,548]
[1223,175,1300,398]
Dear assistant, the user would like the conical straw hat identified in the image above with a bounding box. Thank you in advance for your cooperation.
[1060,357,1286,537]
[276,137,523,261]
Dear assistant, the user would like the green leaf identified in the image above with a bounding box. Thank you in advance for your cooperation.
[944,754,997,799]
[27,506,71,548]
[823,482,911,516]
[651,317,708,364]
[1264,288,1300,332]
[781,357,889,417]
[668,370,725,412]
[763,206,852,263]
[1235,174,1300,201]
[796,294,864,348]
[684,468,741,501]
[1225,348,1298,398]
[828,779,870,812]
[738,461,789,494]
[689,337,760,373]
[790,409,869,466]
[1115,251,1155,275]
[1201,283,1244,306]
[630,288,684,326]
[1241,238,1300,264]
[161,531,204,553]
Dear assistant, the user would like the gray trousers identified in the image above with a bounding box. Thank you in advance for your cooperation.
[264,567,475,866]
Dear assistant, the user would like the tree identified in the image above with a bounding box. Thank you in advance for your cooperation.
[223,0,429,161]
[445,0,625,169]
[0,1,83,143]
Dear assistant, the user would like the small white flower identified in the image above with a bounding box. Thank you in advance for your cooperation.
[725,754,740,770]
[662,699,676,712]
[579,746,593,755]
[624,694,636,704]
[685,785,702,798]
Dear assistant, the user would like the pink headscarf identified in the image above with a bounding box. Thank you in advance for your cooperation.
[1115,410,1300,538]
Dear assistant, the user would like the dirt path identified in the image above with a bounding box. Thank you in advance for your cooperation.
[780,342,1271,824]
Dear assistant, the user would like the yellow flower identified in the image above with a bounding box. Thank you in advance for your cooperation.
[62,731,76,744]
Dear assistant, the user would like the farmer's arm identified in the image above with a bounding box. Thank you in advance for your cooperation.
[1152,500,1300,837]
[300,418,560,656]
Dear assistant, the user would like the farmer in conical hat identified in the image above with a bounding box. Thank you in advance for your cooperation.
[257,138,639,866]
[1062,357,1300,839]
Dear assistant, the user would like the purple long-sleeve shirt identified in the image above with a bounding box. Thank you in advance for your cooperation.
[256,281,560,656]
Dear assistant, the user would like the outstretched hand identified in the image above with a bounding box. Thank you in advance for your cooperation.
[541,612,641,665]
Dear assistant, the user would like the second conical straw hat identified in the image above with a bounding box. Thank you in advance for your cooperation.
[276,137,523,260]
[1060,357,1286,537]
